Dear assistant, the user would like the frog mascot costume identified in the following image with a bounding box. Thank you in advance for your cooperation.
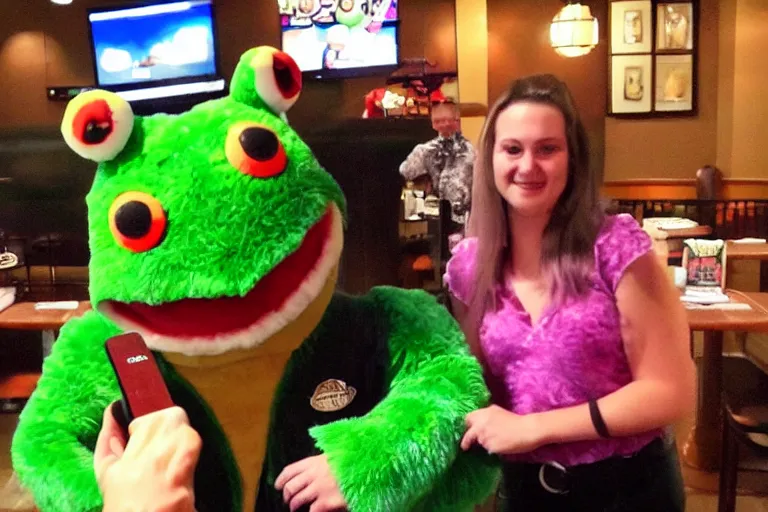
[11,46,498,511]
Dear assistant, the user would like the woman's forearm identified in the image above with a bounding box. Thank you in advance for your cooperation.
[533,378,695,446]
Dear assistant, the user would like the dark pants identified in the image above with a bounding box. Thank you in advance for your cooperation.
[496,436,686,512]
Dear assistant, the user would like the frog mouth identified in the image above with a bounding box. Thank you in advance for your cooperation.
[98,204,342,355]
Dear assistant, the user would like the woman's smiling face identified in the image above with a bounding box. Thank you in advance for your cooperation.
[492,101,569,220]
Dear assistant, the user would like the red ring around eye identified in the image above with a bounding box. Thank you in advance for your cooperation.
[61,89,134,162]
[72,99,113,145]
[225,122,287,178]
[272,51,302,100]
[108,192,167,253]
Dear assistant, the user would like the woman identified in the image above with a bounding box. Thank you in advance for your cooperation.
[446,74,695,511]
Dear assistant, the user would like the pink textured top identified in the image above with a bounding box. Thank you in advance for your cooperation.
[444,214,662,466]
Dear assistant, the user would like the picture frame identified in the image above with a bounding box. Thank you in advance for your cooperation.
[610,54,652,114]
[654,54,693,112]
[610,1,653,54]
[607,0,698,117]
[656,2,694,51]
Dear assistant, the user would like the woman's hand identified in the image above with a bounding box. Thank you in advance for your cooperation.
[460,405,544,455]
[94,404,202,512]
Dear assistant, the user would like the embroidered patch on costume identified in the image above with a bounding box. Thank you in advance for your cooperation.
[310,379,357,412]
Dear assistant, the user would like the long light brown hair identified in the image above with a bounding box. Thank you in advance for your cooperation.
[463,74,602,353]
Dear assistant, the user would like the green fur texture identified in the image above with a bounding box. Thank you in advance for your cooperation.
[10,311,121,512]
[310,287,500,511]
[230,48,272,113]
[87,94,345,308]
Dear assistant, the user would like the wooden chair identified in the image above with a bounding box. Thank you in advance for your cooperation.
[718,356,768,512]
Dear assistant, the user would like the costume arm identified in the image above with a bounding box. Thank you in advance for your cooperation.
[309,287,499,511]
[398,142,431,181]
[11,311,122,512]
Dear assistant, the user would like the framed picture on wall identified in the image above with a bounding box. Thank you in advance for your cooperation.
[610,0,653,54]
[656,2,694,51]
[655,54,693,111]
[610,54,652,113]
[607,0,698,117]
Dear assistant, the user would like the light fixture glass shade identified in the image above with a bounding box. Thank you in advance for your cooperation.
[550,3,599,57]
[51,0,73,4]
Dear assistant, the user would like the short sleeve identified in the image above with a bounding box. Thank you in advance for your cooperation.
[443,236,478,305]
[596,214,654,292]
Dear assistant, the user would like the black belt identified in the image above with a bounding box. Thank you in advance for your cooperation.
[503,437,666,495]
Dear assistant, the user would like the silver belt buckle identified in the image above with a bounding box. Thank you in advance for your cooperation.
[538,461,570,495]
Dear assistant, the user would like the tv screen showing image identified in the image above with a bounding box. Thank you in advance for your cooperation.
[88,0,219,88]
[279,0,399,79]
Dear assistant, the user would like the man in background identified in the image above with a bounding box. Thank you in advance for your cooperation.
[399,100,474,232]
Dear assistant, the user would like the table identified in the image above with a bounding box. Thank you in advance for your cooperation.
[0,301,91,355]
[726,242,768,261]
[0,301,91,332]
[652,225,713,262]
[683,290,768,471]
[0,301,91,412]
[0,300,91,363]
[726,241,768,291]
[662,225,714,239]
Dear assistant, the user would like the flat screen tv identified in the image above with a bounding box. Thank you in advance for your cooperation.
[87,0,225,104]
[279,0,399,80]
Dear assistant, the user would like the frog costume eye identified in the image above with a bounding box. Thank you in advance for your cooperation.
[108,191,167,253]
[230,46,302,116]
[61,90,134,162]
[225,121,287,178]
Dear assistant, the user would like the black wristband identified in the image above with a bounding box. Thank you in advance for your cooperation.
[589,399,611,438]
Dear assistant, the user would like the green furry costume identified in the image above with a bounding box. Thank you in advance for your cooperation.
[11,46,498,511]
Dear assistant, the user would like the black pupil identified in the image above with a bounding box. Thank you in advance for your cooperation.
[83,120,112,144]
[115,201,153,239]
[239,127,279,161]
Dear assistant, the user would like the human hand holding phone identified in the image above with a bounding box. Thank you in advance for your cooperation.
[95,332,200,511]
[94,405,201,512]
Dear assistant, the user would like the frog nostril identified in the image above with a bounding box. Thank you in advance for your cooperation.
[239,127,279,162]
[114,201,152,239]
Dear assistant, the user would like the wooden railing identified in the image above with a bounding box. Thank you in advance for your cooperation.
[607,199,768,240]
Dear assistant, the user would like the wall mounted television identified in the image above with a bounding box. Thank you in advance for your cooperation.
[87,0,225,105]
[279,0,400,80]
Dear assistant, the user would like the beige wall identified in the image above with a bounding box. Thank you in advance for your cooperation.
[717,0,768,179]
[455,0,488,146]
[486,0,608,180]
[603,0,720,181]
[715,0,736,178]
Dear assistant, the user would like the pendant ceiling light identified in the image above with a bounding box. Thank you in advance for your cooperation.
[550,2,599,58]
